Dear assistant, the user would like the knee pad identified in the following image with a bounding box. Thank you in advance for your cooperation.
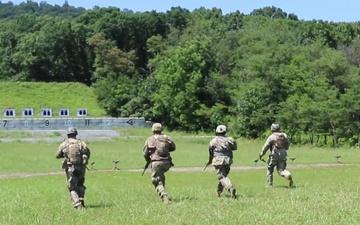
[222,177,233,190]
[152,177,161,186]
[151,177,157,186]
[279,170,291,179]
[217,174,224,180]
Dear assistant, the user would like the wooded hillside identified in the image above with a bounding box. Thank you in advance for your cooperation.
[1,1,360,146]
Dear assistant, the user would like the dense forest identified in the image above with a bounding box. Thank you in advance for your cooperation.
[1,1,360,146]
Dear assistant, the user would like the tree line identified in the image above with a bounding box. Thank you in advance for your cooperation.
[1,1,360,146]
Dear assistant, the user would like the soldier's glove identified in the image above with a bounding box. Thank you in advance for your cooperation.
[206,153,213,165]
[144,155,151,163]
[61,160,67,170]
[258,154,267,163]
[82,155,89,165]
[259,153,264,161]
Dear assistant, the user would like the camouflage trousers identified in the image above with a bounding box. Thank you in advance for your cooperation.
[151,161,172,199]
[66,165,86,208]
[214,164,234,193]
[266,157,291,186]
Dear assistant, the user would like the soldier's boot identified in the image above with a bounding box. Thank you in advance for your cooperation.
[162,195,170,205]
[78,186,86,207]
[80,198,85,207]
[74,201,84,210]
[288,175,294,188]
[229,188,237,199]
[70,191,83,209]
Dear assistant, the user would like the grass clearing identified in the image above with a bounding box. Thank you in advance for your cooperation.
[0,130,63,138]
[0,82,105,117]
[113,127,214,137]
[1,166,360,225]
[0,127,213,140]
[0,136,359,173]
[1,132,360,224]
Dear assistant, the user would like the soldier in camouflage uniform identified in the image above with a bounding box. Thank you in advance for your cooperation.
[207,125,238,199]
[143,123,176,204]
[55,127,91,209]
[259,123,294,188]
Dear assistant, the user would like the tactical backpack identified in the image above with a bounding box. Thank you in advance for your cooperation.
[274,132,287,149]
[213,136,232,152]
[66,139,83,165]
[147,135,170,157]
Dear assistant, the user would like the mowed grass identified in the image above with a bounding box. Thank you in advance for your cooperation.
[0,128,213,139]
[1,167,360,225]
[1,133,360,224]
[0,82,105,117]
[0,137,359,173]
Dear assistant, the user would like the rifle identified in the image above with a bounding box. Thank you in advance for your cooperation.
[203,154,213,171]
[141,161,151,176]
[203,162,211,171]
[254,156,267,164]
[61,160,67,171]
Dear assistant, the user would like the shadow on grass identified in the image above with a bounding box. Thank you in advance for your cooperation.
[169,196,199,203]
[223,196,239,201]
[86,203,115,209]
[274,184,301,189]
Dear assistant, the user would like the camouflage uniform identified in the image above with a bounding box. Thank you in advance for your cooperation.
[55,127,91,209]
[208,125,237,198]
[143,123,176,204]
[260,123,293,187]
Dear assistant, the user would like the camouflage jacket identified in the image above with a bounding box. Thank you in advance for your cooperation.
[55,137,91,166]
[261,132,290,157]
[143,134,176,162]
[209,136,237,158]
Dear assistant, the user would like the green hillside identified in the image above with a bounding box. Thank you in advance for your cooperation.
[0,82,106,117]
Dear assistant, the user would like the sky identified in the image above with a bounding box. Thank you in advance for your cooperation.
[9,0,360,22]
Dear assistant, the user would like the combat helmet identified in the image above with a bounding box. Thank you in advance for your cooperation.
[67,127,78,135]
[270,123,280,132]
[216,125,227,134]
[152,123,163,132]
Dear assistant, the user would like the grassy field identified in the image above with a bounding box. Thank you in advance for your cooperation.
[1,130,360,225]
[0,82,105,117]
[0,136,358,173]
[1,166,360,225]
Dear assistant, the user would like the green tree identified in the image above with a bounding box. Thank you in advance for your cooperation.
[153,37,231,131]
[12,17,91,82]
[0,31,18,79]
[250,6,298,20]
[88,32,137,116]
